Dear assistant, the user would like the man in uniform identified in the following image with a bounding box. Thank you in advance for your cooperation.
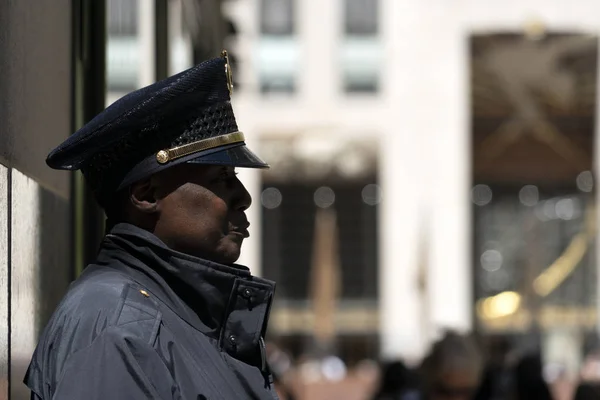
[24,52,279,399]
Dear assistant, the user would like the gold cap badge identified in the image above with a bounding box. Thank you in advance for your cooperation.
[221,49,234,96]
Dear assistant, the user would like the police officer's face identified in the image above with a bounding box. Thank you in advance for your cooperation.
[150,164,252,264]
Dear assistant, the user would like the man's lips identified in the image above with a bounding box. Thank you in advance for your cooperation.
[230,222,250,238]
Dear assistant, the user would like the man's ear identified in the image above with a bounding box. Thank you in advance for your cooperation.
[129,178,159,214]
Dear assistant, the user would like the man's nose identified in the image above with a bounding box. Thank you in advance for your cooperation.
[233,177,252,211]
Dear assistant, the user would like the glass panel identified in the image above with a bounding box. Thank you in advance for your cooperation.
[341,37,381,93]
[260,0,294,36]
[342,0,380,93]
[470,33,598,376]
[260,136,379,301]
[257,37,298,94]
[258,0,297,94]
[106,0,140,96]
[107,0,138,36]
[168,0,193,75]
[344,0,378,36]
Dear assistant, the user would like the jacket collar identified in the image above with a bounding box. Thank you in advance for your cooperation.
[96,223,275,369]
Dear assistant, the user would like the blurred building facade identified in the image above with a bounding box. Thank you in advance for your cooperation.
[103,0,600,375]
[230,0,467,364]
[227,0,600,375]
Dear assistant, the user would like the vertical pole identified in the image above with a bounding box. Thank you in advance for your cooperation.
[594,36,600,339]
[72,0,107,277]
[155,0,169,81]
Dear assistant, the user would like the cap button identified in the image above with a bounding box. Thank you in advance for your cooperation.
[156,150,170,164]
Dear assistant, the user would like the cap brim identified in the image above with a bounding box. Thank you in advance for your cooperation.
[117,142,268,192]
[186,142,269,169]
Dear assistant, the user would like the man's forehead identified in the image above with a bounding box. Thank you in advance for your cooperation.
[152,165,235,191]
[202,165,235,173]
[175,163,235,175]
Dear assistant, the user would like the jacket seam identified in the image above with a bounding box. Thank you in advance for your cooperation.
[149,312,162,347]
[120,300,161,321]
[109,283,129,326]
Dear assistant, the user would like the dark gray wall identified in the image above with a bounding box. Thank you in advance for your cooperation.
[0,2,73,399]
[0,0,72,198]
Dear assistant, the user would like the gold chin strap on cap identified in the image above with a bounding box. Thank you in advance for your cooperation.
[156,131,245,164]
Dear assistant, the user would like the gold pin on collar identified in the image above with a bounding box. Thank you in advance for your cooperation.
[221,49,234,96]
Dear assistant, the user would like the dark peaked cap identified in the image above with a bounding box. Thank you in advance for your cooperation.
[47,52,268,208]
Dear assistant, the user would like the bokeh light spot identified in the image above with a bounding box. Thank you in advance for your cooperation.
[576,171,594,193]
[519,185,539,206]
[481,249,503,272]
[471,184,492,206]
[261,187,283,209]
[361,184,382,206]
[314,186,335,208]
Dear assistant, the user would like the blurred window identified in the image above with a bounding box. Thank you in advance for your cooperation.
[344,0,378,36]
[473,190,596,306]
[342,0,380,94]
[470,34,598,342]
[257,36,298,95]
[260,0,294,36]
[261,181,379,300]
[259,79,295,94]
[107,0,138,36]
[106,0,140,94]
[258,0,297,94]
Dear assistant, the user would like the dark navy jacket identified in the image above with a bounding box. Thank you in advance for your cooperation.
[24,224,278,399]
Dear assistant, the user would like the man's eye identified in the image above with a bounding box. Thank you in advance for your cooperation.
[216,172,238,182]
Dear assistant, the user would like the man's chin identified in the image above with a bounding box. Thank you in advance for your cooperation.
[215,240,243,265]
[190,237,244,265]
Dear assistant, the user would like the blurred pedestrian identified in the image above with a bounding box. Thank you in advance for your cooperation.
[267,341,297,400]
[514,353,552,400]
[574,348,600,400]
[574,382,600,400]
[372,360,419,400]
[273,371,297,400]
[419,331,483,400]
[474,335,514,400]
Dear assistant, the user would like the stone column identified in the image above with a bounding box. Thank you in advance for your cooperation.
[378,0,428,362]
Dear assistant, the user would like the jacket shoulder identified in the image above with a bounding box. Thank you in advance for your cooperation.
[55,266,161,341]
[56,266,161,343]
[26,266,162,395]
